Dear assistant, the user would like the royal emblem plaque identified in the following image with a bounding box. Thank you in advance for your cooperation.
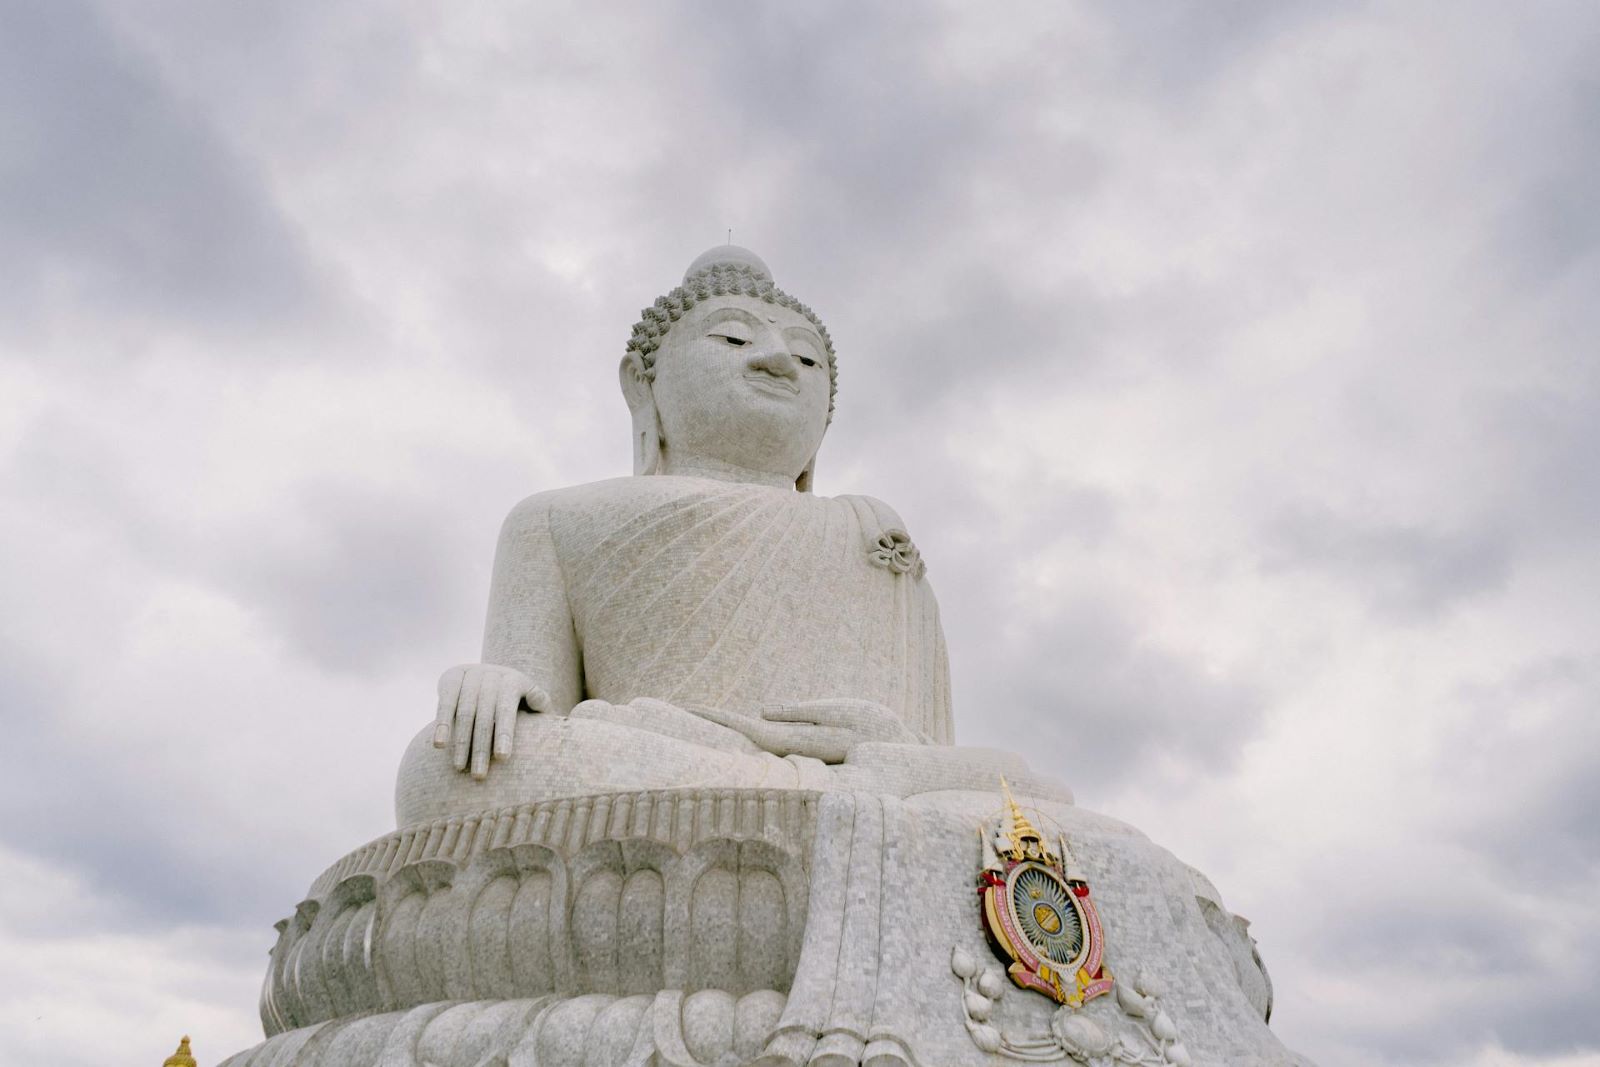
[978,780,1114,1007]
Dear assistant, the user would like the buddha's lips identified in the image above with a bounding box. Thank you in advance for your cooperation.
[742,373,800,395]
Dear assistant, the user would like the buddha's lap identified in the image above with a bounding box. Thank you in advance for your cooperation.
[394,713,807,827]
[397,710,1073,828]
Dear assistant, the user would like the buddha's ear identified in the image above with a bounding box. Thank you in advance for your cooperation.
[619,354,661,476]
[618,352,653,411]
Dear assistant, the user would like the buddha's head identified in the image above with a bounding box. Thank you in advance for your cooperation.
[621,246,837,491]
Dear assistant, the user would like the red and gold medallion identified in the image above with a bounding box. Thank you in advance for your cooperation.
[977,780,1114,1007]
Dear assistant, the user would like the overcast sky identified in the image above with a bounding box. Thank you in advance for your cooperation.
[2,3,1597,1065]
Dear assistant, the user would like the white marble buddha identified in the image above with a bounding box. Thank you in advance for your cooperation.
[229,246,1307,1067]
[395,247,1052,825]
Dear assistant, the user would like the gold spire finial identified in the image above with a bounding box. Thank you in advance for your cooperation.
[996,777,1057,864]
[164,1036,196,1067]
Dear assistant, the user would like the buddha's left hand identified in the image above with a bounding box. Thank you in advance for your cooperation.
[689,698,919,764]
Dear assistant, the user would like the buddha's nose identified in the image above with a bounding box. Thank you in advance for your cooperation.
[746,345,799,381]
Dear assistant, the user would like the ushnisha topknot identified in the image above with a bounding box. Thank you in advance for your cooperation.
[626,257,838,421]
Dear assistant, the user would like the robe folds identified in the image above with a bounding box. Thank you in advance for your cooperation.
[511,475,953,745]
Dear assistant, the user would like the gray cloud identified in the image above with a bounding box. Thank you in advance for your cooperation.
[700,6,1005,242]
[216,479,487,674]
[974,593,1264,799]
[7,390,494,674]
[1478,386,1600,553]
[1477,17,1600,289]
[1098,4,1324,97]
[1307,873,1600,1060]
[0,649,279,929]
[0,0,323,339]
[1446,658,1600,886]
[1286,655,1600,1061]
[858,272,1112,412]
[1261,504,1514,620]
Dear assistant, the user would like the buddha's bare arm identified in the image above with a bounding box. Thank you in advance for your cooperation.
[433,494,583,778]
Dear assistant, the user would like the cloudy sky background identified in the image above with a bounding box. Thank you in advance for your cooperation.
[2,2,1597,1064]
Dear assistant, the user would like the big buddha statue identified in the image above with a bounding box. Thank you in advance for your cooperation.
[224,248,1313,1067]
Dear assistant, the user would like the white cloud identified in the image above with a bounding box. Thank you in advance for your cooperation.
[0,845,262,1067]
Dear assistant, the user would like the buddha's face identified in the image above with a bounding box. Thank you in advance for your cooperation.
[648,294,831,481]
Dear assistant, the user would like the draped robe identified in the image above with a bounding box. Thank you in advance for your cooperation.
[397,475,1076,826]
[485,475,953,744]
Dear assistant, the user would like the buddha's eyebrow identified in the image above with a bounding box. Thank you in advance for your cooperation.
[782,324,825,348]
[705,306,762,328]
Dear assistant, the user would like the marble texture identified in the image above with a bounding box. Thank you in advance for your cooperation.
[223,247,1313,1066]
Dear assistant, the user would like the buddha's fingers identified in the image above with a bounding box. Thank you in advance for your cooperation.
[691,704,860,763]
[759,702,818,725]
[684,703,748,730]
[471,673,500,779]
[763,698,903,738]
[778,723,855,764]
[689,704,786,750]
[492,684,521,759]
[434,666,465,748]
[453,671,482,771]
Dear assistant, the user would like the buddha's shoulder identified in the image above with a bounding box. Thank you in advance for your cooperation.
[500,478,916,541]
[499,476,762,535]
[500,477,640,527]
[835,492,909,533]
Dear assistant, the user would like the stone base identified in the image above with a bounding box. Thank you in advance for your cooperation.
[226,787,1314,1066]
[222,992,787,1067]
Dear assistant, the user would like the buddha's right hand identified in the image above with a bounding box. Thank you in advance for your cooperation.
[433,664,551,780]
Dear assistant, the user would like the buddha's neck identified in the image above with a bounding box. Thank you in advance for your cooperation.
[659,451,797,490]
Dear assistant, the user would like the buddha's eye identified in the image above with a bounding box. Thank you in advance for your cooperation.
[796,354,818,368]
[711,333,749,347]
